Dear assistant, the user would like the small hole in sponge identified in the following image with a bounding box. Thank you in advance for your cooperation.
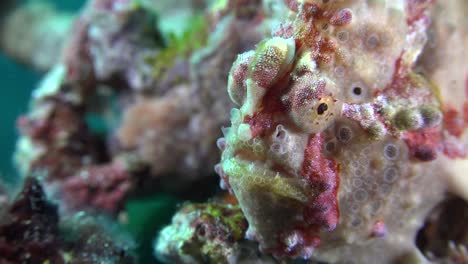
[354,189,368,202]
[384,144,399,160]
[337,30,349,42]
[274,125,287,140]
[323,140,337,155]
[325,141,336,152]
[383,167,399,183]
[353,87,362,95]
[347,83,369,102]
[365,34,380,49]
[337,126,353,143]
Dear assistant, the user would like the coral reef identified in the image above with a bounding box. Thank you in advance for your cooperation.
[0,177,135,263]
[61,160,133,212]
[216,0,468,262]
[113,0,272,181]
[13,0,174,213]
[14,0,277,213]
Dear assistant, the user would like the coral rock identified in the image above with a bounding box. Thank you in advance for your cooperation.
[14,0,278,213]
[61,161,132,213]
[154,202,276,264]
[0,177,135,264]
[0,177,60,263]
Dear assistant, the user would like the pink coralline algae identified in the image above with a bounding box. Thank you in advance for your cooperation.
[217,0,468,262]
[61,161,132,212]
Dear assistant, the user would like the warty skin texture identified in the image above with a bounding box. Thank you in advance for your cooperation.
[217,0,468,262]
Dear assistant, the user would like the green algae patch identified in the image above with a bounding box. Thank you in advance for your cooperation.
[146,15,209,81]
[201,203,246,241]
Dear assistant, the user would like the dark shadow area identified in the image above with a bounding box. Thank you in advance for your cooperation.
[416,196,468,261]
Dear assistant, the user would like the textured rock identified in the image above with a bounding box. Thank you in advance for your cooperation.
[14,0,280,213]
[0,178,61,263]
[61,161,132,212]
[154,202,276,264]
[0,177,135,264]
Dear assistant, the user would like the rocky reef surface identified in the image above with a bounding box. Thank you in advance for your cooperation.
[154,202,278,264]
[0,177,135,263]
[0,0,467,263]
[13,0,278,214]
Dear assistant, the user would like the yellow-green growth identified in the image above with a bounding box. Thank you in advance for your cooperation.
[393,108,423,131]
[147,16,209,80]
[212,204,244,240]
[222,158,308,202]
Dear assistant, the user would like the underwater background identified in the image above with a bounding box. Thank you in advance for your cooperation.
[0,0,83,182]
[0,55,37,182]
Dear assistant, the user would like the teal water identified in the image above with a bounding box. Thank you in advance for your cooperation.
[0,55,39,181]
[51,0,84,11]
[0,1,84,182]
